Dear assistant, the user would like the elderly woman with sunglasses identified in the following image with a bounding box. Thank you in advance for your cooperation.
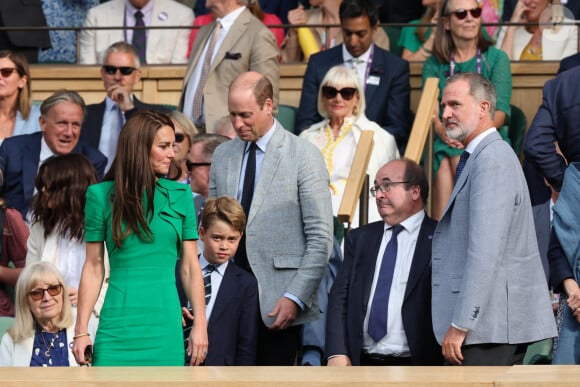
[300,65,399,227]
[0,50,41,144]
[168,111,199,184]
[422,0,512,220]
[0,262,95,366]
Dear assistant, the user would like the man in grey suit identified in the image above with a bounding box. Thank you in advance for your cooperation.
[209,71,333,365]
[432,73,557,366]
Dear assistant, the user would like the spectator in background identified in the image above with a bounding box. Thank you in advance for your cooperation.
[496,0,577,61]
[422,0,512,220]
[212,115,237,138]
[0,0,51,64]
[398,0,439,62]
[0,262,95,366]
[0,90,107,220]
[168,111,199,184]
[0,51,41,143]
[0,171,29,317]
[26,154,108,335]
[300,65,399,227]
[80,42,170,172]
[180,0,279,133]
[297,0,410,153]
[188,0,284,54]
[39,0,100,63]
[260,0,305,24]
[281,0,390,63]
[79,0,194,64]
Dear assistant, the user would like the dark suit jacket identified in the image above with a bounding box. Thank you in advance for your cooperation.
[176,260,259,366]
[80,97,171,150]
[523,65,580,192]
[296,44,410,151]
[0,132,107,219]
[0,0,51,49]
[326,216,443,366]
[558,52,580,74]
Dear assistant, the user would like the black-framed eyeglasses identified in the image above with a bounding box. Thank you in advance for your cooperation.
[0,67,17,78]
[321,86,358,101]
[447,7,482,20]
[370,181,409,197]
[28,284,63,301]
[102,65,138,76]
[186,160,211,170]
[174,133,186,143]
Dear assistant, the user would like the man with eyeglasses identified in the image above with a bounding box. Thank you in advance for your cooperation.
[296,0,410,153]
[432,72,556,366]
[80,42,170,171]
[326,159,442,366]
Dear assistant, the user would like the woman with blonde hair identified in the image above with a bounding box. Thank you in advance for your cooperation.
[167,111,198,184]
[0,262,92,366]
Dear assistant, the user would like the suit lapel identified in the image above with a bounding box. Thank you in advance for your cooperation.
[248,124,283,225]
[404,217,435,302]
[208,263,237,323]
[210,9,251,74]
[184,24,214,84]
[227,139,245,198]
[361,222,385,306]
[23,134,42,204]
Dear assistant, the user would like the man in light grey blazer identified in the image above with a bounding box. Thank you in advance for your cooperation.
[209,71,333,365]
[432,73,557,366]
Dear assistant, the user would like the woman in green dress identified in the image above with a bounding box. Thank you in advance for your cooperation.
[422,0,512,219]
[72,110,208,366]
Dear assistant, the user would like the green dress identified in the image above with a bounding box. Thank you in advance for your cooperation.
[421,46,512,174]
[85,179,198,366]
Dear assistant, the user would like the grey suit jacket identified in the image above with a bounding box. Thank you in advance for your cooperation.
[180,8,280,132]
[209,122,333,327]
[432,131,557,345]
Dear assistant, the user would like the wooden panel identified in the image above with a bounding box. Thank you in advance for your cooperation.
[495,365,580,386]
[337,131,374,225]
[404,77,439,163]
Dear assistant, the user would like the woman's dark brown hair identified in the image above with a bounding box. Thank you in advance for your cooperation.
[31,154,97,241]
[105,110,177,248]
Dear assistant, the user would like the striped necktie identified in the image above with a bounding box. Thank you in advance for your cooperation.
[203,264,216,305]
[132,10,146,64]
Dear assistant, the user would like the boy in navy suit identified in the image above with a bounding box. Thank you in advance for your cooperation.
[177,196,259,365]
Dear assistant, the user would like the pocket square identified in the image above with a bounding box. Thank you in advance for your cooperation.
[225,52,241,60]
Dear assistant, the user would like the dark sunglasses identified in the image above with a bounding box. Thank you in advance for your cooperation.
[186,160,211,170]
[102,65,137,76]
[28,284,63,301]
[174,133,185,143]
[0,67,17,78]
[321,86,358,101]
[448,7,482,20]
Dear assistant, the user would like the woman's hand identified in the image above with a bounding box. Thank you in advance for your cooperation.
[187,321,208,366]
[564,278,580,323]
[68,287,78,306]
[511,0,530,23]
[72,334,93,365]
[288,5,307,26]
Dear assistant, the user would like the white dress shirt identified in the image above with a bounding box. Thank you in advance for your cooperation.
[199,254,228,320]
[362,210,425,356]
[342,44,373,87]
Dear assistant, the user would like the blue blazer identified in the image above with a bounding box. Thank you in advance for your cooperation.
[296,44,411,151]
[176,260,259,366]
[80,97,171,150]
[326,216,443,365]
[0,132,107,219]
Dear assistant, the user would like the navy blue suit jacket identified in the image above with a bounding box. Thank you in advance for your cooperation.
[176,260,259,366]
[558,52,580,74]
[296,44,411,151]
[523,65,580,192]
[0,132,107,219]
[326,216,443,365]
[80,97,171,150]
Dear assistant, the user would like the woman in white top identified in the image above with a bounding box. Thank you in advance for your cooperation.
[300,65,399,227]
[26,154,108,331]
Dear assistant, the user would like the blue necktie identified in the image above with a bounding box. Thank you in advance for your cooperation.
[368,224,404,342]
[454,151,470,185]
[132,10,146,64]
[203,264,216,305]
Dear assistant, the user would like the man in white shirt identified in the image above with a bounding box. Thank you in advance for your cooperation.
[326,159,442,366]
[179,0,279,132]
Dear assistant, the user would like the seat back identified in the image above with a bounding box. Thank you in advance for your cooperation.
[276,105,297,133]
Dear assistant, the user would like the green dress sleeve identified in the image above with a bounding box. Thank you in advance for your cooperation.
[85,183,107,243]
